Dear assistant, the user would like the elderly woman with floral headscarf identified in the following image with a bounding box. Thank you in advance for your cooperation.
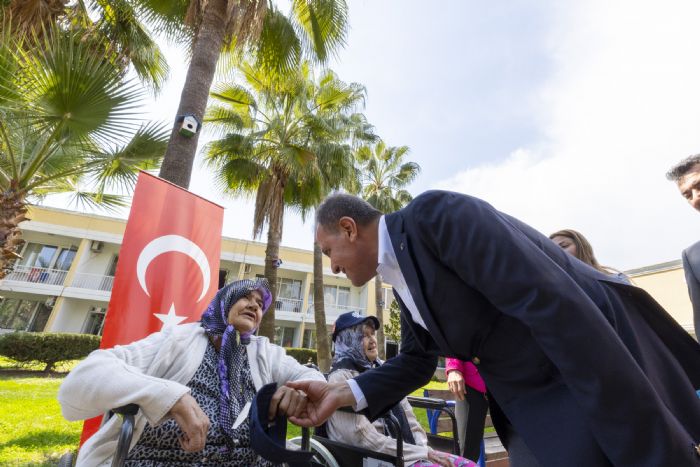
[59,278,325,466]
[326,311,476,467]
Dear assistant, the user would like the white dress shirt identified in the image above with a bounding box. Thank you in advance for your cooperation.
[347,215,426,410]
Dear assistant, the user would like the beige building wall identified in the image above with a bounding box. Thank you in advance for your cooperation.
[626,260,695,336]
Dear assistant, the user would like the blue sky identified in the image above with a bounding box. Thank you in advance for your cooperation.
[45,0,700,270]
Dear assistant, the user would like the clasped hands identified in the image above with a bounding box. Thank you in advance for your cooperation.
[167,385,310,452]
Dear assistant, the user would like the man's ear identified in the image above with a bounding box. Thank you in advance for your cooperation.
[338,217,358,240]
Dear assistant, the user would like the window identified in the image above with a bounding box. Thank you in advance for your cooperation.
[107,255,119,277]
[255,275,303,300]
[308,284,351,306]
[31,303,52,332]
[277,278,302,300]
[21,244,58,268]
[337,287,350,307]
[82,307,107,335]
[218,269,228,289]
[0,298,51,331]
[274,326,296,347]
[302,329,316,349]
[55,247,77,271]
[383,287,395,310]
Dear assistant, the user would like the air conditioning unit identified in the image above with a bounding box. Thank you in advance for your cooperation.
[90,240,104,253]
[243,264,252,274]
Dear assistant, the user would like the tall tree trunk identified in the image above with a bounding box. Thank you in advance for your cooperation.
[313,241,332,372]
[258,203,283,340]
[375,274,385,359]
[0,187,27,279]
[158,0,229,188]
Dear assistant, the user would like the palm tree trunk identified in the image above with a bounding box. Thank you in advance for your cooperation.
[158,0,230,188]
[313,241,332,372]
[375,274,385,359]
[258,203,283,340]
[0,187,27,279]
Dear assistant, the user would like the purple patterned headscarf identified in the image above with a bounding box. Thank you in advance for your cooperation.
[200,278,272,439]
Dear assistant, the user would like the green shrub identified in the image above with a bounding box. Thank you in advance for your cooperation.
[0,332,101,372]
[285,347,317,365]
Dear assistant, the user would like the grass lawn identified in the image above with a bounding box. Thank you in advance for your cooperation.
[0,357,447,466]
[0,375,82,466]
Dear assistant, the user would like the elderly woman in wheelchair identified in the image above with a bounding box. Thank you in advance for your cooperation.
[58,278,325,466]
[322,311,476,467]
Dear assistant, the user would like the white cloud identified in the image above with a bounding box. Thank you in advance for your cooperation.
[436,0,700,269]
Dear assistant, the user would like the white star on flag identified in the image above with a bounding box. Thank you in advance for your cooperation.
[154,304,187,329]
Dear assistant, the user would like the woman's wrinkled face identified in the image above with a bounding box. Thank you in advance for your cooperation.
[228,290,263,334]
[551,235,578,257]
[362,323,378,362]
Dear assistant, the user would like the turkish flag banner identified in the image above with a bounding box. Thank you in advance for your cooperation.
[80,171,224,444]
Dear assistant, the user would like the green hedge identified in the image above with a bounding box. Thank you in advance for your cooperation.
[285,347,317,365]
[0,332,101,372]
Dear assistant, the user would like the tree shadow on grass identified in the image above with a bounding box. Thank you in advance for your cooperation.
[0,429,75,450]
[0,430,76,466]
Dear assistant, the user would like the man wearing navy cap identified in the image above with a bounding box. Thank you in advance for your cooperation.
[287,191,700,467]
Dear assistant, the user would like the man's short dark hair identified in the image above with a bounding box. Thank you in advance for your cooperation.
[666,154,700,182]
[316,193,382,232]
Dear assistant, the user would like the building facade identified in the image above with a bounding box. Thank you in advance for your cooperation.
[0,206,390,349]
[0,206,694,346]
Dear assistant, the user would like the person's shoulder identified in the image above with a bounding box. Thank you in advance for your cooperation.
[409,190,488,212]
[247,334,272,348]
[685,240,700,257]
[170,322,204,338]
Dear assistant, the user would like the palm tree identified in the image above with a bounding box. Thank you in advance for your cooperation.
[149,0,350,189]
[0,28,168,277]
[2,1,169,91]
[356,141,420,358]
[203,61,368,343]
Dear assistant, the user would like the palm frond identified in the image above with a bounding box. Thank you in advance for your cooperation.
[252,8,302,76]
[291,0,348,63]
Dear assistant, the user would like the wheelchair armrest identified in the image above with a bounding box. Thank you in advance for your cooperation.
[406,396,449,411]
[110,404,139,467]
[111,404,139,416]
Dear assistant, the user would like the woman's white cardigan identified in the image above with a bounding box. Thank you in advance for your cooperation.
[58,323,325,467]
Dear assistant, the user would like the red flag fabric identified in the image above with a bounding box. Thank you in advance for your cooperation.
[80,171,224,444]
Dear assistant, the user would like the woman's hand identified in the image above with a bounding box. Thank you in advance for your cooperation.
[427,449,454,467]
[446,370,466,401]
[284,380,354,427]
[169,393,210,452]
[269,385,308,421]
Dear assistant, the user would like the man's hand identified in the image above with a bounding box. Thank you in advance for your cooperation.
[427,449,454,467]
[168,393,210,452]
[446,370,466,401]
[284,380,355,427]
[268,385,308,421]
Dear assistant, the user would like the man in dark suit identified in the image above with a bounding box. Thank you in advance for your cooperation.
[287,191,700,466]
[667,155,700,338]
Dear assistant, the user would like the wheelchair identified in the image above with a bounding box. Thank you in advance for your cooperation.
[57,404,138,467]
[58,395,460,467]
[288,395,462,467]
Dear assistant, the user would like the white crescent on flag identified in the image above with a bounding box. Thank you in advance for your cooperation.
[136,234,211,303]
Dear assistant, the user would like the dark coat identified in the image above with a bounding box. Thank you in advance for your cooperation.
[683,240,700,338]
[353,190,700,466]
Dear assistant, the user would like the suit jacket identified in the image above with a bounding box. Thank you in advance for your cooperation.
[353,190,700,466]
[683,240,700,338]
